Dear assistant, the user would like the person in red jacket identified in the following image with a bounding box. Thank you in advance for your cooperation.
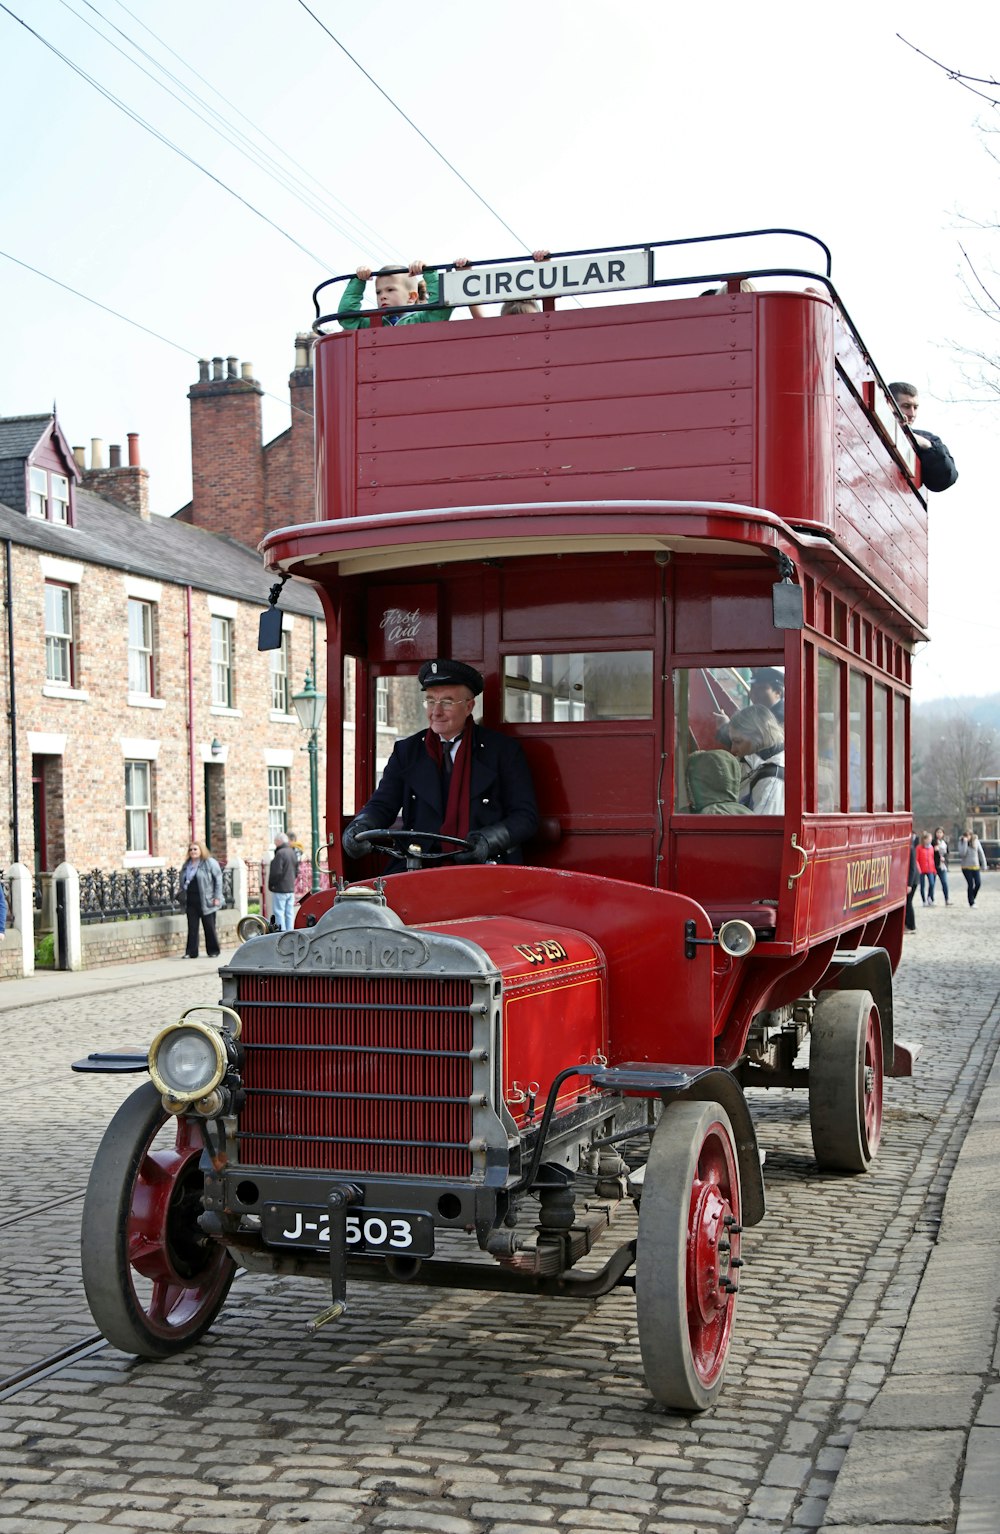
[916,831,937,905]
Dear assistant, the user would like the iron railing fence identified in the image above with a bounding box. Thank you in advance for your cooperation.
[79,866,236,925]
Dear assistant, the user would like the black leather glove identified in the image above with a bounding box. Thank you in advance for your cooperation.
[342,817,377,860]
[461,824,511,864]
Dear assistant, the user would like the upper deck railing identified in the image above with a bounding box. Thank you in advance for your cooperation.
[313,227,834,330]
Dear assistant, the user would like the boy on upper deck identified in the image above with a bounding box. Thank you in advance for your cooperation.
[338,260,455,330]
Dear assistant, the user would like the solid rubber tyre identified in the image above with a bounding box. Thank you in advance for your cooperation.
[81,1080,235,1356]
[635,1100,742,1411]
[809,989,884,1173]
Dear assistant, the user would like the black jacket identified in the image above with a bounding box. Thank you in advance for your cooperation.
[914,431,958,493]
[359,723,538,860]
[268,844,298,893]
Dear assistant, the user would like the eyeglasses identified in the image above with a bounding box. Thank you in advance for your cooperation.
[424,697,467,712]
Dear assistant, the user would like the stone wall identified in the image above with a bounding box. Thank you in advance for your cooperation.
[79,909,243,969]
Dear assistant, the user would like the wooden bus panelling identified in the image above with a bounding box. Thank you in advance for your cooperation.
[315,286,927,628]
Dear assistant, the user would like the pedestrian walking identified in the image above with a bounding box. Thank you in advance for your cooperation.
[933,827,950,906]
[179,840,223,957]
[958,832,988,907]
[916,832,937,904]
[268,832,298,932]
[905,834,918,932]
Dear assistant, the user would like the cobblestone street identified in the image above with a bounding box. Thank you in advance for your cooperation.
[1,891,998,1534]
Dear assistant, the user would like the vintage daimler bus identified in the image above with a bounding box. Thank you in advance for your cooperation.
[78,233,926,1411]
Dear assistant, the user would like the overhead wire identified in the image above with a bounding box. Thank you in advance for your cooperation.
[293,0,533,252]
[0,1,337,272]
[0,247,315,423]
[64,0,400,260]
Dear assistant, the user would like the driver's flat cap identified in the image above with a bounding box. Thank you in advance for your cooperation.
[418,659,483,695]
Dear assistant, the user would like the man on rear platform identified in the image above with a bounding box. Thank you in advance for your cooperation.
[343,659,539,872]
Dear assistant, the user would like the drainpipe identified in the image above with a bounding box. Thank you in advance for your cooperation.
[4,539,20,862]
[186,586,196,839]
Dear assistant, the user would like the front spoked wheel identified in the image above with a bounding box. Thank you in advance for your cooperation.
[635,1101,743,1411]
[81,1081,235,1356]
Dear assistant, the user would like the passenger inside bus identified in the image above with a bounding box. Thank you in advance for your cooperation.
[687,751,753,815]
[726,705,785,814]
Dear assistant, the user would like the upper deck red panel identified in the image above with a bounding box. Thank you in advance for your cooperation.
[311,289,927,627]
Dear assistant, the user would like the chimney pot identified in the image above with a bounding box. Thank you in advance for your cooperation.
[109,444,122,469]
[127,433,140,467]
[72,445,86,470]
[212,357,223,381]
[294,334,312,370]
[227,356,238,379]
[90,437,105,470]
[198,359,210,383]
[240,362,253,381]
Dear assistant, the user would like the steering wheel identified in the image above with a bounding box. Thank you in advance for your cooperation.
[354,828,475,870]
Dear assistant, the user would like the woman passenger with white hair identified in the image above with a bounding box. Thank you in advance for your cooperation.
[726,704,785,814]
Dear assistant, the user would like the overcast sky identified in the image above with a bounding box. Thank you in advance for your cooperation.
[2,0,998,703]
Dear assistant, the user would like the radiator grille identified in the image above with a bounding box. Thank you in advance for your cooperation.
[233,972,476,1177]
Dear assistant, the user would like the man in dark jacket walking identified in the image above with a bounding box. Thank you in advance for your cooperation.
[343,659,538,872]
[889,382,958,493]
[268,832,298,931]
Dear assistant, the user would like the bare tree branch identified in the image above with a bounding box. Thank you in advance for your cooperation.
[898,35,1000,108]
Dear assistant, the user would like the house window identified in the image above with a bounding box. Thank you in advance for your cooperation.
[376,676,389,726]
[125,760,152,854]
[29,467,48,518]
[128,599,155,696]
[211,616,233,707]
[267,767,288,842]
[270,630,290,713]
[44,583,74,685]
[50,474,70,524]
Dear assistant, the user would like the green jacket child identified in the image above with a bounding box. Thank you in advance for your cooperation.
[338,261,453,330]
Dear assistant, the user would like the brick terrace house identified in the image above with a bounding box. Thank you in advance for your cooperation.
[0,341,328,888]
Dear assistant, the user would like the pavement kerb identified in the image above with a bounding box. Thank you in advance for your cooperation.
[0,951,230,1013]
[822,1034,1000,1531]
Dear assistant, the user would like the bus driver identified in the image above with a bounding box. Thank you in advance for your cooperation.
[342,660,539,872]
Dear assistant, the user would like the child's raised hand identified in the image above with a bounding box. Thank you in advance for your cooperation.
[408,259,426,275]
[453,256,471,269]
[356,265,372,282]
[532,249,550,262]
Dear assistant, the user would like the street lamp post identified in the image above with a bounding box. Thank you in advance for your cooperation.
[291,669,327,892]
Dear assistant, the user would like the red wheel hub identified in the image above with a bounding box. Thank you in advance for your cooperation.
[685,1125,741,1385]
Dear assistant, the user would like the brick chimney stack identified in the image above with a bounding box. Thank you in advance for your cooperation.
[288,332,315,524]
[186,354,265,546]
[80,434,151,519]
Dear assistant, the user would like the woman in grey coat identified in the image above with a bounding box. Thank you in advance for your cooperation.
[958,833,988,908]
[179,840,223,957]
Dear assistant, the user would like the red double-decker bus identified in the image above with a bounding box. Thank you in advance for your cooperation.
[80,233,926,1411]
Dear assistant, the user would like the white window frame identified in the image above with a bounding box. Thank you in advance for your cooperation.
[50,473,70,524]
[270,630,290,714]
[29,466,48,519]
[125,759,152,854]
[44,583,74,685]
[128,598,155,697]
[211,616,233,708]
[267,766,289,843]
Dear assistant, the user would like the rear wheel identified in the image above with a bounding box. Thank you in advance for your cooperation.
[81,1081,235,1356]
[809,989,884,1172]
[635,1101,742,1411]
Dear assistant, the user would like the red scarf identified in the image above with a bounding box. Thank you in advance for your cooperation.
[425,718,473,840]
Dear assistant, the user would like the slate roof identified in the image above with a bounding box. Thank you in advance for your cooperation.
[0,415,51,460]
[0,487,322,617]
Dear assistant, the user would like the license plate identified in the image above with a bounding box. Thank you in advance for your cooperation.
[262,1204,434,1257]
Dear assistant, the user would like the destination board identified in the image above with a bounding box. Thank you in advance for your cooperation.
[439,249,652,307]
